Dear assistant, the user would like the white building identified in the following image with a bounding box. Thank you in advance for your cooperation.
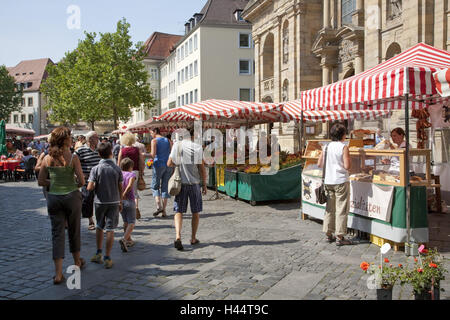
[160,0,255,113]
[7,58,54,135]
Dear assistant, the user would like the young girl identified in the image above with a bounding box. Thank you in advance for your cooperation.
[119,157,137,252]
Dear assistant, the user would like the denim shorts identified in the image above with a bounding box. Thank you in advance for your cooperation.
[120,200,136,224]
[95,203,119,232]
[174,184,203,214]
[151,166,173,198]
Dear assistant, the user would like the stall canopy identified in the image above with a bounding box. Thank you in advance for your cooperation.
[296,43,450,111]
[33,134,50,140]
[434,68,450,97]
[5,125,35,137]
[157,99,284,125]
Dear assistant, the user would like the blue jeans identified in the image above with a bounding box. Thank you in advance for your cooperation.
[151,166,173,198]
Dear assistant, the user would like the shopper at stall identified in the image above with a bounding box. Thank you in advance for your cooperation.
[75,131,101,231]
[117,133,144,220]
[149,128,173,217]
[317,123,353,246]
[37,126,86,284]
[167,127,207,251]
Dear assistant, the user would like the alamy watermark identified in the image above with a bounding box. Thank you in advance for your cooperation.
[66,265,81,290]
[67,5,81,30]
[173,120,280,174]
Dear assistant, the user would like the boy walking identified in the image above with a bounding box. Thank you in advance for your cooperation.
[87,142,123,268]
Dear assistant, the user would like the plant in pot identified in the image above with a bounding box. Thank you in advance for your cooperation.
[401,245,447,300]
[360,259,402,300]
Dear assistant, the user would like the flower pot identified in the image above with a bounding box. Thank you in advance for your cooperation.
[376,287,393,300]
[414,287,440,300]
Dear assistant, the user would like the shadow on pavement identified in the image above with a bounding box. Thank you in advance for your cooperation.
[198,238,299,249]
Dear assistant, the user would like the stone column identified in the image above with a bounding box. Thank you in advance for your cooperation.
[322,64,331,85]
[273,18,281,103]
[323,0,330,28]
[355,54,364,74]
[254,35,261,102]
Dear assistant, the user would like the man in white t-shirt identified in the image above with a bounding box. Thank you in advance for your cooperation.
[167,128,207,251]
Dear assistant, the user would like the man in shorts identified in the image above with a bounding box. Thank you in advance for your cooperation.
[87,142,123,268]
[167,128,207,251]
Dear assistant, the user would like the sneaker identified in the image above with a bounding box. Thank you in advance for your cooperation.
[119,238,128,252]
[126,240,135,247]
[91,252,103,264]
[336,237,354,246]
[104,257,113,269]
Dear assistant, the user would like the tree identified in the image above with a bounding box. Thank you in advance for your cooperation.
[41,18,155,130]
[0,65,23,121]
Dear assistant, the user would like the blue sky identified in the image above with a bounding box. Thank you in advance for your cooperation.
[0,0,207,67]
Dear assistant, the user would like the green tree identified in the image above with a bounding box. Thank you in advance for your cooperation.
[42,18,155,130]
[0,65,23,121]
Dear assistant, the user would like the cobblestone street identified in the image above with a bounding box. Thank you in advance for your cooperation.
[0,172,449,301]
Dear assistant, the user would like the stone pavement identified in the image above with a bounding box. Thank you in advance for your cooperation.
[0,172,449,300]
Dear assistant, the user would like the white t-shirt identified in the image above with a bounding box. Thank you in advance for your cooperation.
[324,141,349,185]
[170,140,203,185]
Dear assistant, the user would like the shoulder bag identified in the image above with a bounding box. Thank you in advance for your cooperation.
[168,143,183,196]
[315,145,328,204]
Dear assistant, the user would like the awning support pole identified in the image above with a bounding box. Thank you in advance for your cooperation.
[404,94,414,256]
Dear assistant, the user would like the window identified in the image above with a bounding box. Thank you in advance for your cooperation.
[181,69,184,83]
[150,69,158,81]
[239,33,251,48]
[28,114,33,123]
[239,59,251,75]
[194,60,198,76]
[194,89,198,103]
[13,115,18,123]
[189,38,193,54]
[341,0,356,25]
[21,114,26,123]
[28,97,33,106]
[239,88,252,101]
[21,98,25,106]
[185,93,188,105]
[235,10,245,22]
[177,49,180,62]
[178,96,181,106]
[178,71,181,84]
[194,34,198,50]
[189,64,193,79]
[182,95,185,105]
[181,46,184,59]
[190,91,193,104]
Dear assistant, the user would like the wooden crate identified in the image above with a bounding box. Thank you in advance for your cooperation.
[370,234,404,252]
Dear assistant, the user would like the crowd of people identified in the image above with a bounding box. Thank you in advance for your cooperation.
[34,126,206,284]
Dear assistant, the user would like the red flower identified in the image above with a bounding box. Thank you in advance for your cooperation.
[398,264,403,268]
[379,266,381,269]
[422,249,429,254]
[360,262,370,271]
[414,258,418,263]
[384,258,390,263]
[429,263,438,268]
[417,268,424,273]
[389,264,393,267]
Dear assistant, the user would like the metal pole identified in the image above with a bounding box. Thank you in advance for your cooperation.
[300,109,304,153]
[405,94,412,251]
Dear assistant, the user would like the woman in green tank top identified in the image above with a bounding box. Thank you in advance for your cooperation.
[38,127,86,285]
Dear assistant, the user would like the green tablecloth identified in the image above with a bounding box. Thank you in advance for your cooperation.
[207,166,216,188]
[225,170,238,198]
[237,165,302,203]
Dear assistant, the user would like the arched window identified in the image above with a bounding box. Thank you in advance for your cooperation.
[282,21,289,64]
[385,42,401,60]
[344,68,355,79]
[282,79,289,102]
[263,33,274,79]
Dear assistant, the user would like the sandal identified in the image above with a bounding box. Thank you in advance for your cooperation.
[153,208,164,217]
[53,275,66,285]
[174,239,184,251]
[324,235,336,243]
[76,257,86,270]
[336,237,354,246]
[190,239,200,245]
[136,208,141,220]
[88,223,95,231]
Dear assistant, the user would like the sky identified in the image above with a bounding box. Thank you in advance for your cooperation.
[0,0,208,67]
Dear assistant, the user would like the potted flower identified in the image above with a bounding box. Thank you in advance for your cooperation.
[360,259,403,300]
[401,246,447,300]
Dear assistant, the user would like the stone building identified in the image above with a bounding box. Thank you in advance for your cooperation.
[243,0,323,153]
[244,0,449,157]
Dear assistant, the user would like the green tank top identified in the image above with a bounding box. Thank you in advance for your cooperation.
[47,155,78,195]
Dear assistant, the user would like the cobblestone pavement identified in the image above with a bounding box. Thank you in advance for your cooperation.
[0,172,449,300]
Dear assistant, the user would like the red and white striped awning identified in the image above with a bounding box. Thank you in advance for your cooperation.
[5,125,35,136]
[157,99,283,124]
[281,101,391,122]
[434,68,450,97]
[300,43,450,111]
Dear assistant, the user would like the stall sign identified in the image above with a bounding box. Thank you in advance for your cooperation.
[349,181,394,222]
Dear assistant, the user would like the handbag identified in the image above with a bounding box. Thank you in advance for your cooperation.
[137,173,146,191]
[315,145,328,204]
[168,143,182,196]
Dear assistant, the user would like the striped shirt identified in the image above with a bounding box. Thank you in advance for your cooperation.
[75,145,101,175]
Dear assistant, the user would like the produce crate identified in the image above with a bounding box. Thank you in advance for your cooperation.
[216,166,226,193]
[370,234,404,252]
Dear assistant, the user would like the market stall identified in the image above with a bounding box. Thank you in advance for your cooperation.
[287,43,450,251]
[5,125,35,138]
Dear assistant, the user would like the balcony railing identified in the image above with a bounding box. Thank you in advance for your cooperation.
[262,77,274,92]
